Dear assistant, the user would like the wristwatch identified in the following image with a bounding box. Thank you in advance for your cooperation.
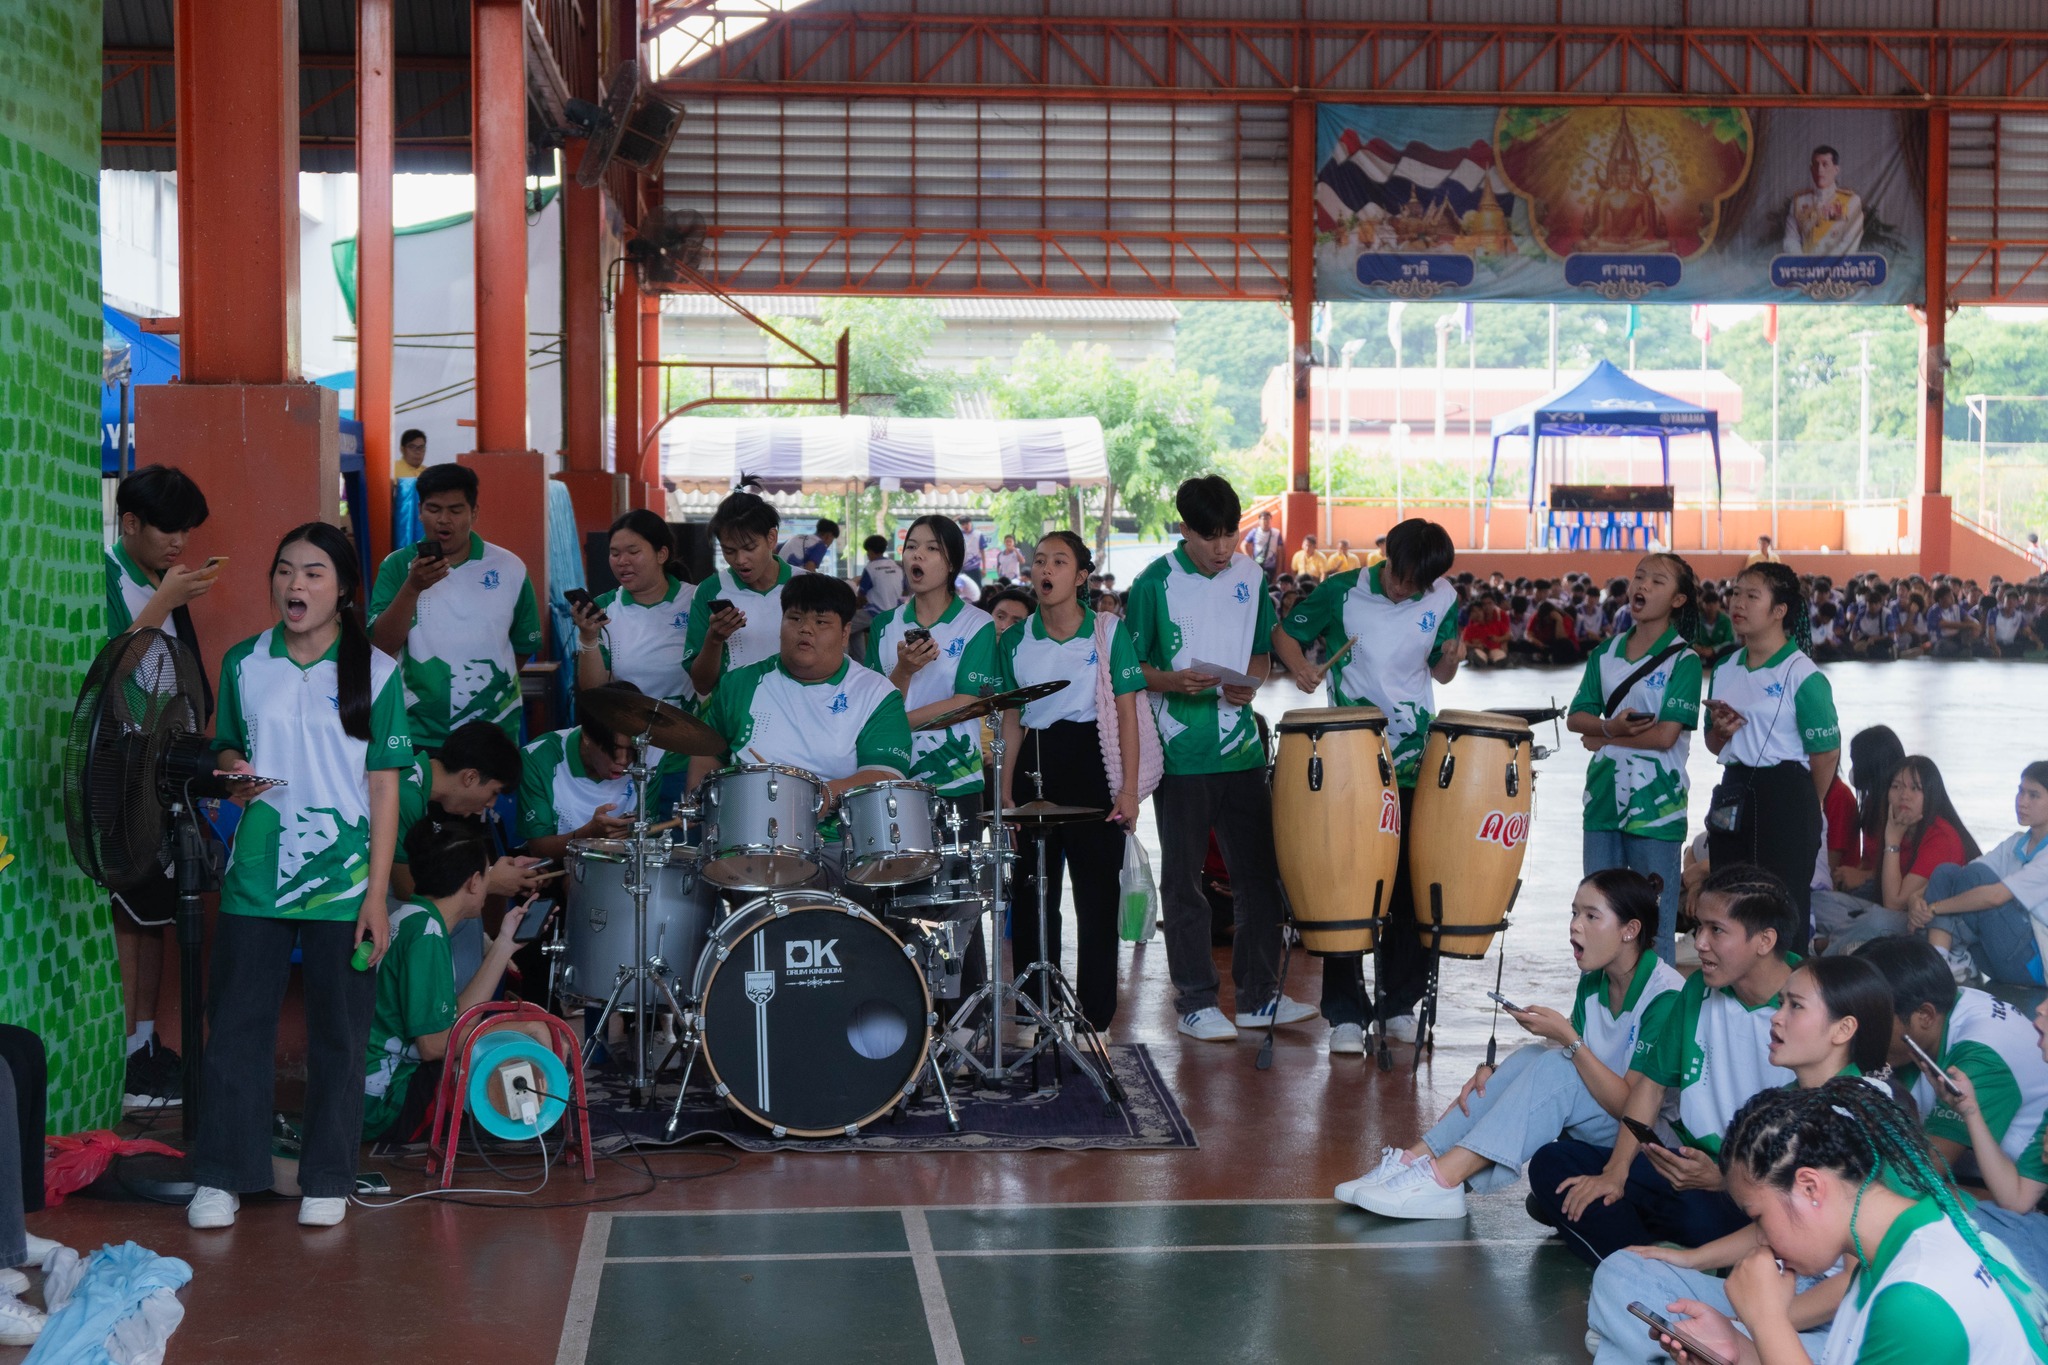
[1885,844,1901,855]
[1561,1038,1583,1061]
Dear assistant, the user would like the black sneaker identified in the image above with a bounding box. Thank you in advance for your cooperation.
[122,1042,179,1109]
[145,1041,185,1101]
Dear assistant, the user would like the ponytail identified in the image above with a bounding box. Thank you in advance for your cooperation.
[1644,552,1703,644]
[1741,562,1812,654]
[274,521,374,742]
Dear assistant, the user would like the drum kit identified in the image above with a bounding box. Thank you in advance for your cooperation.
[549,682,1126,1143]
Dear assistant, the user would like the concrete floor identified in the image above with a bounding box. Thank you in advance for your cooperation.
[11,658,2045,1364]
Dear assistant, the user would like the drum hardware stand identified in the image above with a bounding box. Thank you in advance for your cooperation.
[583,728,669,1107]
[1413,878,1521,1075]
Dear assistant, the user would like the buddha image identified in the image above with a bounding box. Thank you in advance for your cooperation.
[1580,111,1671,252]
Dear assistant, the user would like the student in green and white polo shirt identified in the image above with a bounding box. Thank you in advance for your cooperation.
[1528,864,1801,1266]
[390,720,533,900]
[687,575,914,831]
[1566,553,1706,965]
[516,688,643,861]
[571,510,697,711]
[363,819,554,1144]
[1270,517,1465,1051]
[192,523,414,1233]
[369,463,543,749]
[1126,476,1308,1043]
[1940,982,2048,1304]
[105,465,218,1106]
[1705,563,1841,956]
[685,489,793,702]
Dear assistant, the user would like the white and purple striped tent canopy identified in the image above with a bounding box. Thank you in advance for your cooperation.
[660,417,1108,493]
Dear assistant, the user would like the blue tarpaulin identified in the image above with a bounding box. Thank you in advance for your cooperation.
[1484,360,1721,522]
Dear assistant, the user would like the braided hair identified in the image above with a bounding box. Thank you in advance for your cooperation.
[1739,561,1813,654]
[1721,1078,2048,1349]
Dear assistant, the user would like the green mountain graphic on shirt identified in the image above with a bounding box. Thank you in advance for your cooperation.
[404,654,519,742]
[224,801,372,919]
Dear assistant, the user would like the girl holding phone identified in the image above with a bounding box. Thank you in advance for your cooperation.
[572,510,697,711]
[192,523,414,1231]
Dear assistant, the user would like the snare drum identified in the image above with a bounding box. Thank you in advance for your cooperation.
[1271,707,1402,955]
[690,892,933,1137]
[561,839,713,1005]
[838,779,942,887]
[699,764,824,891]
[1408,709,1533,960]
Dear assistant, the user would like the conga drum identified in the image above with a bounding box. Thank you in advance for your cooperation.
[1409,709,1532,960]
[1271,707,1402,955]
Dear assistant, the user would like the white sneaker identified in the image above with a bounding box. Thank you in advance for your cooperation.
[0,1293,46,1347]
[1334,1147,1408,1204]
[1939,946,1977,984]
[1328,1022,1365,1055]
[0,1268,24,1297]
[20,1231,59,1266]
[1350,1158,1467,1220]
[298,1196,348,1227]
[1234,994,1319,1030]
[1178,1007,1238,1042]
[187,1186,239,1229]
[1382,1013,1420,1043]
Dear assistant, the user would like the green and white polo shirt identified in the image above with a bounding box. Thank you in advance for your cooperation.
[1570,951,1687,1079]
[596,577,698,707]
[1708,640,1839,769]
[683,560,793,678]
[1280,563,1459,788]
[1569,626,1704,840]
[1901,987,2048,1163]
[994,606,1145,730]
[361,897,458,1139]
[1124,545,1276,776]
[1632,964,1798,1155]
[392,751,433,866]
[865,597,1001,796]
[516,727,637,842]
[699,656,913,782]
[211,628,416,921]
[104,542,189,645]
[1816,1197,2047,1365]
[369,534,543,749]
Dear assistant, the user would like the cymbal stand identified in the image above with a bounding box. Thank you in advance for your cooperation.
[577,730,673,1107]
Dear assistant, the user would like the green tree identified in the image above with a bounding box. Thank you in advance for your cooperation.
[664,297,957,420]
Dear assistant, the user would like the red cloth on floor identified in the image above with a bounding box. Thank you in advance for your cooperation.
[43,1131,184,1206]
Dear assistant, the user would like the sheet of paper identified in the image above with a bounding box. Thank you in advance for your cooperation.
[1190,658,1258,690]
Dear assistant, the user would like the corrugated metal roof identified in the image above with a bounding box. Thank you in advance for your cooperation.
[661,294,1180,319]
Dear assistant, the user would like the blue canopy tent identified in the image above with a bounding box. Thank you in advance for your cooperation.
[1485,360,1720,550]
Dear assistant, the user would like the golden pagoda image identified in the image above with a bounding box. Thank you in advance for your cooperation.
[1454,180,1516,255]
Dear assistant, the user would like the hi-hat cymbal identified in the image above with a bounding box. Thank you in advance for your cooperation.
[916,679,1070,732]
[984,800,1107,827]
[576,687,725,757]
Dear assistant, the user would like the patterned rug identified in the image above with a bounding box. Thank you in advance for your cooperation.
[582,1043,1196,1154]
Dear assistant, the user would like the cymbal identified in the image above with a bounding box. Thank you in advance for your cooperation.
[916,679,1070,732]
[575,687,725,757]
[986,800,1107,827]
[1491,706,1565,725]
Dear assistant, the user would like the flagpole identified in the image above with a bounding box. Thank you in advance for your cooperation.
[1698,317,1710,549]
[1468,314,1479,551]
[1770,309,1782,547]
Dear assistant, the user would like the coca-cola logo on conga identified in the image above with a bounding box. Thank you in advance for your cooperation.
[1379,790,1400,834]
[1474,810,1528,849]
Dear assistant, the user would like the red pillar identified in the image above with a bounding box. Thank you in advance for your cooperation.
[558,138,616,533]
[468,0,547,611]
[1918,107,1953,575]
[357,0,396,567]
[637,290,664,510]
[140,0,338,683]
[1281,97,1319,563]
[614,251,644,516]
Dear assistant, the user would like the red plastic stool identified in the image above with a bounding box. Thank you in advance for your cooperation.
[428,1001,596,1189]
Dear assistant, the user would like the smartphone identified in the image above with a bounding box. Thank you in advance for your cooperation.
[417,538,445,562]
[708,598,734,617]
[1627,1303,1732,1365]
[564,587,602,619]
[1904,1035,1963,1097]
[1623,709,1655,724]
[512,897,556,944]
[1485,991,1526,1012]
[903,627,933,648]
[201,555,228,572]
[1622,1116,1668,1150]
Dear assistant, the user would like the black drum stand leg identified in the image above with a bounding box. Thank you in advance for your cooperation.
[1372,933,1393,1073]
[923,1041,962,1133]
[1414,884,1446,1076]
[1261,886,1305,1072]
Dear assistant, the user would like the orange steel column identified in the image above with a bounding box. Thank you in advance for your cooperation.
[1282,96,1319,561]
[141,0,338,684]
[558,145,616,533]
[357,0,396,566]
[467,0,549,612]
[637,290,664,509]
[614,253,643,512]
[1917,107,1953,576]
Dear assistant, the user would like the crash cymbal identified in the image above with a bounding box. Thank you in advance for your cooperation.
[985,800,1107,827]
[916,679,1070,732]
[575,687,725,757]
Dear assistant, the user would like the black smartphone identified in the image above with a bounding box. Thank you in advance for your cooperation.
[1486,990,1526,1012]
[512,897,556,944]
[1622,1116,1667,1150]
[904,627,933,648]
[708,598,734,616]
[1623,709,1655,724]
[1627,1303,1732,1365]
[564,587,600,617]
[417,538,444,562]
[1904,1035,1963,1097]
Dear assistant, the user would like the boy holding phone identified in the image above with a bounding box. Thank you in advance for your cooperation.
[361,819,553,1144]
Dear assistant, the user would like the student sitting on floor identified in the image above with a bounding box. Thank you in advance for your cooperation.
[1584,954,1896,1365]
[1336,869,1684,1221]
[1826,754,1979,960]
[1527,865,1801,1267]
[1921,761,2048,986]
[1855,934,2048,1184]
[362,819,553,1145]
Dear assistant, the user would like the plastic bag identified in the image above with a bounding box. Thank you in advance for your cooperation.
[1118,834,1158,942]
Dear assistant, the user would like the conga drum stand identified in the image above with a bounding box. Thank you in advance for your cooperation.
[1413,879,1522,1074]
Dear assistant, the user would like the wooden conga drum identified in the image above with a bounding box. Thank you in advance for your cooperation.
[1409,709,1533,960]
[1271,707,1402,955]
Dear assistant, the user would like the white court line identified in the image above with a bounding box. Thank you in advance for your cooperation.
[601,1237,1549,1264]
[603,1196,1362,1219]
[552,1213,613,1365]
[902,1209,968,1365]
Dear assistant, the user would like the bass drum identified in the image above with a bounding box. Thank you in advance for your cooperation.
[690,892,934,1138]
[1271,707,1402,955]
[1409,709,1533,960]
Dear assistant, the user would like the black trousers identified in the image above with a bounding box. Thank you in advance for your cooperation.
[1706,761,1821,956]
[1010,721,1125,1031]
[195,914,377,1199]
[1154,768,1284,1016]
[1320,786,1426,1025]
[0,1025,45,1268]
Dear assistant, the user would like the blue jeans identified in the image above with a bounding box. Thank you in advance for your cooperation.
[1588,1250,1831,1365]
[1526,1139,1751,1267]
[1974,1205,2048,1295]
[1421,1042,1617,1194]
[1928,862,2042,985]
[1584,830,1684,965]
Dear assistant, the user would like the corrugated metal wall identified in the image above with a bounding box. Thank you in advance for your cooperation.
[1951,113,2048,303]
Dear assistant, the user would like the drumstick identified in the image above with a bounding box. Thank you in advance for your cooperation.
[531,867,567,882]
[747,747,767,765]
[1317,637,1358,677]
[643,817,685,835]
